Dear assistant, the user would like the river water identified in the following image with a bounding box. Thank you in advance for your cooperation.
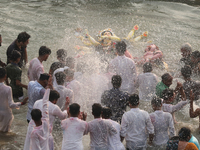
[0,0,200,149]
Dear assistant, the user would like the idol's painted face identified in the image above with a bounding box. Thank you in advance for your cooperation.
[103,31,112,37]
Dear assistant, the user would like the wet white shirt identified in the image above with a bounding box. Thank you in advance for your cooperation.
[54,85,74,110]
[109,55,137,94]
[87,118,117,150]
[120,108,154,149]
[0,83,21,132]
[61,117,88,150]
[135,72,158,101]
[28,58,44,81]
[149,110,175,146]
[107,119,125,150]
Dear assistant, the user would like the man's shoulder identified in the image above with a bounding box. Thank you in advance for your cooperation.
[7,40,16,51]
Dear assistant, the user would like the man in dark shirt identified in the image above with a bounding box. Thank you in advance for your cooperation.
[6,32,30,68]
[101,75,129,123]
[0,34,6,67]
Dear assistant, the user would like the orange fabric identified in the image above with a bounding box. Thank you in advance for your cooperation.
[184,143,198,150]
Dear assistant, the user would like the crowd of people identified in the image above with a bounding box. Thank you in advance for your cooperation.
[1,32,200,150]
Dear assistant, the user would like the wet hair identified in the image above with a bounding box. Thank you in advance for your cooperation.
[66,57,75,69]
[181,43,192,53]
[181,65,192,78]
[57,49,67,58]
[161,73,171,82]
[191,51,200,59]
[115,41,126,55]
[143,62,152,72]
[0,67,6,79]
[17,32,30,43]
[178,127,191,141]
[10,50,21,61]
[49,90,60,102]
[102,107,112,119]
[162,88,174,100]
[39,73,50,81]
[111,75,122,88]
[39,46,51,56]
[55,72,66,85]
[31,109,42,122]
[64,68,74,78]
[69,103,80,116]
[101,30,113,36]
[92,103,102,117]
[151,96,162,107]
[129,94,139,106]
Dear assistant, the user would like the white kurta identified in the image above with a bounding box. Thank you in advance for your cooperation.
[107,119,125,150]
[61,117,88,150]
[108,55,137,94]
[0,83,21,132]
[87,118,117,150]
[28,58,44,81]
[135,72,158,101]
[30,89,50,150]
[54,85,74,110]
[120,108,154,149]
[149,110,175,146]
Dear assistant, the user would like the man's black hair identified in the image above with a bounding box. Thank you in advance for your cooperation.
[31,109,42,122]
[10,50,21,61]
[69,103,80,116]
[55,72,66,85]
[49,90,60,102]
[181,65,192,78]
[151,96,162,107]
[178,127,191,141]
[57,49,67,58]
[92,103,102,117]
[39,46,51,56]
[129,94,139,106]
[0,67,6,79]
[143,62,152,72]
[161,73,171,82]
[39,73,50,81]
[116,41,126,55]
[17,32,30,43]
[162,88,174,100]
[102,107,112,119]
[111,75,122,88]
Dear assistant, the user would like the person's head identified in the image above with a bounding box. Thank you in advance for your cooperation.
[151,96,163,111]
[162,88,174,102]
[0,34,2,46]
[129,94,139,107]
[102,107,112,119]
[31,109,42,123]
[145,44,159,52]
[161,73,173,87]
[191,51,200,64]
[181,65,192,79]
[69,103,80,117]
[64,69,74,81]
[55,72,66,85]
[38,73,50,88]
[57,49,67,62]
[49,90,60,104]
[17,32,30,47]
[0,67,6,82]
[111,75,122,89]
[92,103,102,118]
[115,41,126,55]
[39,46,51,61]
[181,43,192,58]
[66,57,75,69]
[178,127,192,142]
[10,50,21,63]
[143,62,152,73]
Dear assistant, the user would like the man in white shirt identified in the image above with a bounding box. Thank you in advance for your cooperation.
[108,41,137,94]
[120,94,154,150]
[28,46,51,81]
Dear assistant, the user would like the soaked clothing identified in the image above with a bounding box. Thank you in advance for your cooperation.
[189,135,200,149]
[6,63,23,98]
[0,83,21,132]
[6,39,26,68]
[156,81,168,98]
[183,80,200,100]
[61,117,88,150]
[87,118,117,150]
[166,139,179,150]
[101,88,129,123]
[28,58,44,81]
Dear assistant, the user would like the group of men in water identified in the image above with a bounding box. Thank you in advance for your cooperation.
[1,30,200,150]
